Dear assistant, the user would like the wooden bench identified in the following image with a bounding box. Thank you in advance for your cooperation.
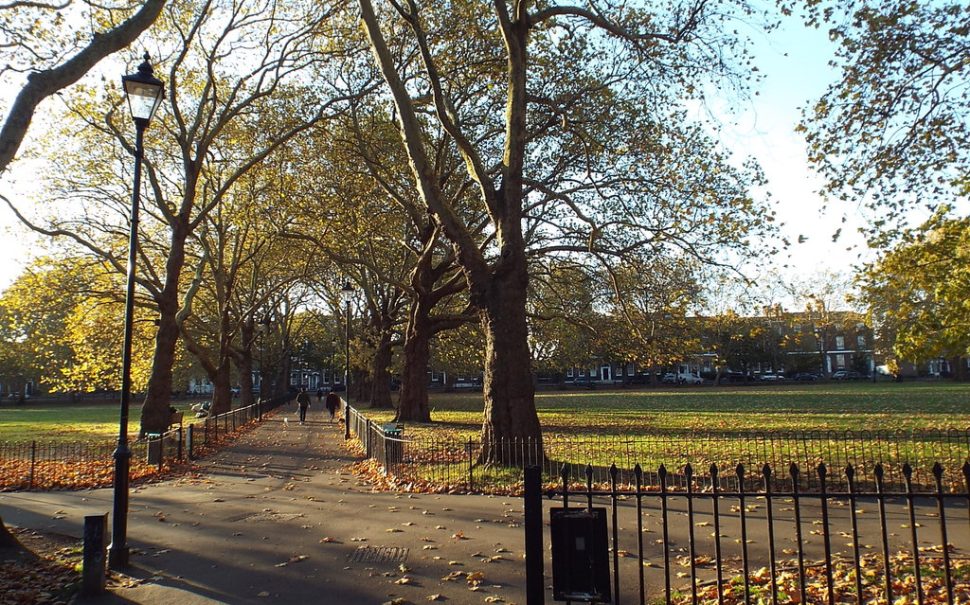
[169,411,184,428]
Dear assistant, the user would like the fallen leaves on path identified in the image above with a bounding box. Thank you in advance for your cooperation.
[0,527,81,604]
[274,554,309,567]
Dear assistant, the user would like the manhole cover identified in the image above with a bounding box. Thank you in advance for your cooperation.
[348,545,409,564]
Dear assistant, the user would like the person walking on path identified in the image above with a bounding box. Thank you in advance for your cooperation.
[296,387,311,424]
[325,389,340,422]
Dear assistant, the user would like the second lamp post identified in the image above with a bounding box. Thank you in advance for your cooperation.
[340,282,354,439]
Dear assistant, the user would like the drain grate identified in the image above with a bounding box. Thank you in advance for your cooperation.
[348,545,409,564]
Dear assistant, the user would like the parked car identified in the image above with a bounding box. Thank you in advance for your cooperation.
[832,370,863,380]
[792,372,818,381]
[664,372,702,385]
[720,371,751,383]
[572,375,597,389]
[758,373,784,382]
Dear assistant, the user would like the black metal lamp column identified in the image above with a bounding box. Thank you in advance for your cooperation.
[110,53,164,570]
[330,337,336,387]
[340,282,354,439]
[259,315,271,397]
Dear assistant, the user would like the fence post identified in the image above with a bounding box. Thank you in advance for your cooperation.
[467,436,474,491]
[365,419,372,458]
[383,428,390,476]
[177,425,183,460]
[344,399,350,440]
[257,400,262,421]
[524,465,544,605]
[187,424,195,460]
[29,440,36,489]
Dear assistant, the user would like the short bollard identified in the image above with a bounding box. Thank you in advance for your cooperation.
[82,513,108,596]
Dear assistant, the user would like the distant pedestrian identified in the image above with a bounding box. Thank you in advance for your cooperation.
[325,390,340,422]
[316,387,324,403]
[296,387,311,424]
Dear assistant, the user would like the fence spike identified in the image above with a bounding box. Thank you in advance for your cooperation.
[789,462,799,479]
[874,462,884,480]
[932,461,955,604]
[762,463,771,479]
[903,462,913,480]
[685,463,694,479]
[817,462,827,480]
[709,463,718,479]
[658,463,667,479]
[609,462,618,482]
[845,463,854,480]
[634,463,642,483]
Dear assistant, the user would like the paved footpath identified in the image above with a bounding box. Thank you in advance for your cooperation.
[0,408,531,605]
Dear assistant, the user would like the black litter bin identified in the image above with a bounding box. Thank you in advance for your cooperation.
[145,433,162,464]
[382,423,404,466]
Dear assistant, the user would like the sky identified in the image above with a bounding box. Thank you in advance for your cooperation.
[0,13,872,305]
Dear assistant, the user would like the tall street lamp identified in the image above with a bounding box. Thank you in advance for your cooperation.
[258,315,271,398]
[340,282,354,439]
[329,337,336,387]
[110,53,164,570]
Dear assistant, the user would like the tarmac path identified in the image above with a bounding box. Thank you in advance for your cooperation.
[1,408,530,605]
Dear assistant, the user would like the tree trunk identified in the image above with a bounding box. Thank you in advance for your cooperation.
[397,300,432,422]
[209,358,233,415]
[369,330,394,409]
[139,219,190,436]
[139,307,179,436]
[479,259,542,466]
[238,352,254,407]
[237,322,255,408]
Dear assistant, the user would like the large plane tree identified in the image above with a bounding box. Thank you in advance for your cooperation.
[357,0,776,464]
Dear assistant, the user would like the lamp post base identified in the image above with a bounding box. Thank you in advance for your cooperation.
[107,544,129,569]
[109,445,131,570]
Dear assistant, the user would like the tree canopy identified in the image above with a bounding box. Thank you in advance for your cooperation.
[800,1,969,241]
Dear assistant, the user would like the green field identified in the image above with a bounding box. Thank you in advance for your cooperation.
[2,382,969,443]
[364,381,970,439]
[356,382,970,488]
[0,400,200,443]
[3,383,968,490]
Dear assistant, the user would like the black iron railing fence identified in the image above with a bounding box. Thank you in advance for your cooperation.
[0,394,292,491]
[523,462,970,605]
[343,403,970,492]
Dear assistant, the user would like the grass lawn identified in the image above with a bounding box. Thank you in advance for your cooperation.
[359,382,970,485]
[0,400,200,443]
[365,381,970,439]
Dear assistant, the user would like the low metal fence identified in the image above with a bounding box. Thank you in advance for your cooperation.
[342,403,970,492]
[0,394,292,491]
[523,462,970,604]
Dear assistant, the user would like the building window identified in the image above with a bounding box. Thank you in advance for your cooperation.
[857,334,866,348]
[835,335,845,350]
[836,354,846,369]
